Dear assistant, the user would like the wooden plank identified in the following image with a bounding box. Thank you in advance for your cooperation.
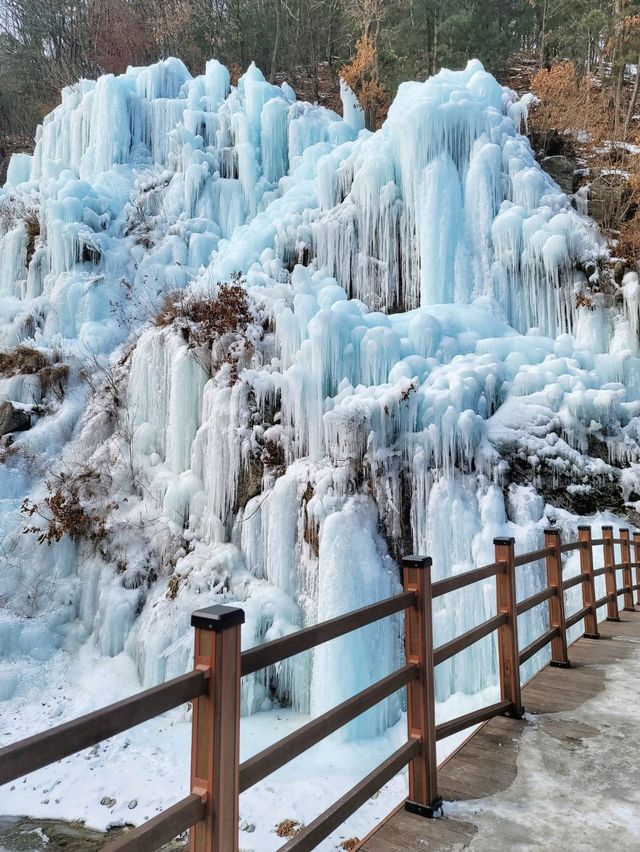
[105,794,204,850]
[565,605,590,630]
[518,626,558,665]
[560,541,585,553]
[563,573,586,591]
[359,812,477,852]
[190,606,243,852]
[494,538,522,714]
[281,739,420,852]
[578,526,600,638]
[435,700,512,740]
[602,527,620,620]
[513,546,554,567]
[516,585,553,616]
[431,561,502,599]
[241,591,415,676]
[403,557,440,815]
[433,613,506,666]
[0,669,206,787]
[358,613,640,851]
[439,756,516,789]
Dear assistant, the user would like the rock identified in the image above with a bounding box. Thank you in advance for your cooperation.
[100,796,117,808]
[614,260,627,285]
[529,128,575,158]
[541,155,578,195]
[127,800,137,810]
[240,820,255,832]
[0,400,30,436]
[588,171,636,224]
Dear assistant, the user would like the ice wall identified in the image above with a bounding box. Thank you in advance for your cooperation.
[1,56,638,749]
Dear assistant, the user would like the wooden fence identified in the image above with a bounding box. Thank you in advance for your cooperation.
[1,523,638,850]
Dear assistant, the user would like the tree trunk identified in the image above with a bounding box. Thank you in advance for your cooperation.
[613,0,627,134]
[270,0,280,83]
[623,51,640,141]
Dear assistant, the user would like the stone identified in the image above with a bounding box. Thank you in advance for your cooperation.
[588,171,636,224]
[614,260,627,285]
[541,155,578,195]
[0,400,30,436]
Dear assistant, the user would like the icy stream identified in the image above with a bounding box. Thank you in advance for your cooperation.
[1,57,640,846]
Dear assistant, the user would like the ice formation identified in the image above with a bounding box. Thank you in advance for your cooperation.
[1,55,640,836]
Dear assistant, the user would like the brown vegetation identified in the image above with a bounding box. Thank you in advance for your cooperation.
[0,345,69,400]
[275,819,301,838]
[341,34,386,129]
[21,471,110,546]
[153,278,256,375]
[0,345,48,377]
[0,196,40,264]
[529,59,640,265]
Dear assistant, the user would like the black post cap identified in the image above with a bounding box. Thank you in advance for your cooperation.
[577,525,591,531]
[602,525,613,531]
[493,537,515,545]
[191,605,245,632]
[402,555,432,568]
[544,527,560,535]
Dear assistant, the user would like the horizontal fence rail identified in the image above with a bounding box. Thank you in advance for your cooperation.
[431,561,503,598]
[0,669,207,787]
[0,523,636,850]
[241,590,415,676]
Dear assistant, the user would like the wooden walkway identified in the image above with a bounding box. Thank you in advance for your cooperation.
[359,610,640,851]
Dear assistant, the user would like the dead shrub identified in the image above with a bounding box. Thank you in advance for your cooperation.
[153,276,255,374]
[166,573,181,600]
[0,195,40,263]
[21,469,111,546]
[617,214,640,265]
[530,60,640,267]
[0,345,48,376]
[341,840,361,851]
[275,819,301,838]
[0,345,69,400]
[155,278,253,340]
[576,291,596,311]
[39,363,70,399]
[530,62,611,151]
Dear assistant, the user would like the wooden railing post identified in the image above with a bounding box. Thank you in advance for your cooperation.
[494,538,523,717]
[190,605,244,852]
[578,526,600,639]
[620,528,634,612]
[634,532,640,607]
[544,528,570,667]
[602,526,621,622]
[402,555,442,818]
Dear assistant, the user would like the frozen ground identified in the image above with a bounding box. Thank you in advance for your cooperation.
[451,630,640,850]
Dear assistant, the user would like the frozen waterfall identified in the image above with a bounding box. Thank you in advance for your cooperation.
[0,54,638,816]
